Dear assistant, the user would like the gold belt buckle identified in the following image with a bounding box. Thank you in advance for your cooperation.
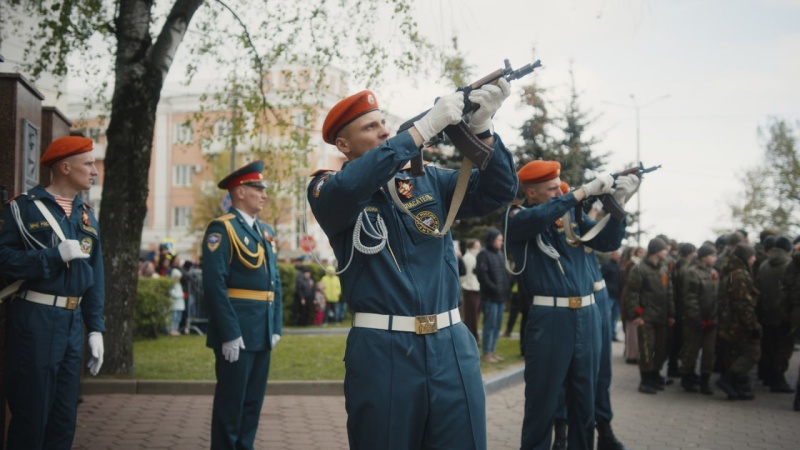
[415,314,438,335]
[568,297,582,309]
[265,291,274,301]
[65,297,79,310]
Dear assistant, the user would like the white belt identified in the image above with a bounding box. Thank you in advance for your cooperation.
[532,294,595,309]
[594,279,606,292]
[352,308,461,335]
[18,290,81,310]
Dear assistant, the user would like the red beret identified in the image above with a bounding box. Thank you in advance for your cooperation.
[517,160,561,184]
[322,90,379,144]
[40,136,94,166]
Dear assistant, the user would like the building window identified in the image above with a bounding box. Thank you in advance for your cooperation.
[175,122,193,144]
[214,118,232,137]
[293,111,307,128]
[173,206,192,227]
[173,165,194,187]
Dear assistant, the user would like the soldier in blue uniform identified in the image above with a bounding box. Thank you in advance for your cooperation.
[308,82,517,449]
[506,161,637,450]
[202,160,283,450]
[0,136,105,450]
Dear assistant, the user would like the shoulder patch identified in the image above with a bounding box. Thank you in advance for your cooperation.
[207,233,222,252]
[312,173,331,198]
[4,194,25,206]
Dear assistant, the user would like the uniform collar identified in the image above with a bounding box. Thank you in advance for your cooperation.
[233,208,256,228]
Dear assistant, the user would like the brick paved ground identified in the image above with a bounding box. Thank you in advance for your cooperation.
[73,341,800,449]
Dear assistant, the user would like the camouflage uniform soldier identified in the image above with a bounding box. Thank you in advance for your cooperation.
[716,243,760,400]
[782,239,800,410]
[679,244,718,395]
[755,236,794,393]
[624,238,675,394]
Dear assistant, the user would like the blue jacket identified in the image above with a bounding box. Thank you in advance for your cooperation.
[506,194,625,299]
[0,185,105,332]
[202,209,282,351]
[307,131,518,316]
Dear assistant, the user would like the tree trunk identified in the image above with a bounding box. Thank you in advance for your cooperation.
[98,0,203,375]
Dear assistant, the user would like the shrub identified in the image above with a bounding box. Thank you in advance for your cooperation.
[135,277,174,339]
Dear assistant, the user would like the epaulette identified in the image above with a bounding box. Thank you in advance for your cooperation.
[399,161,430,171]
[310,169,337,178]
[213,213,236,223]
[4,194,24,206]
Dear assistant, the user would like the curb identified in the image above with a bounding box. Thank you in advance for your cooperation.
[81,364,525,396]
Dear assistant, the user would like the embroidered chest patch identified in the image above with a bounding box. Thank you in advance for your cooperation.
[80,237,92,254]
[396,179,413,199]
[415,211,440,235]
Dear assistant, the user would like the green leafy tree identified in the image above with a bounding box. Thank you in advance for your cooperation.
[3,0,430,374]
[730,118,800,236]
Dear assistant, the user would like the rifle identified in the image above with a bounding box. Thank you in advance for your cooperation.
[397,59,543,175]
[590,162,662,221]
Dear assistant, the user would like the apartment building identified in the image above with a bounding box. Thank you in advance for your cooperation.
[71,63,361,262]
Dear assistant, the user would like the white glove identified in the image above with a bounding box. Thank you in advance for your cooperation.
[467,78,511,134]
[612,174,641,205]
[87,332,104,376]
[222,337,245,363]
[581,174,615,197]
[271,334,281,348]
[58,240,90,262]
[413,92,465,142]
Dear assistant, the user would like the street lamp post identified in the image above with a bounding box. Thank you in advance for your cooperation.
[605,94,670,246]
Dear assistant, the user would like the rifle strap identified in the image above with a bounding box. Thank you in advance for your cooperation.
[561,211,610,244]
[387,157,473,238]
[444,121,494,170]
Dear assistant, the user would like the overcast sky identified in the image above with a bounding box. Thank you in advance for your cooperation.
[62,0,800,247]
[378,0,800,247]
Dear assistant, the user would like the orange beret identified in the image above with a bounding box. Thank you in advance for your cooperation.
[40,136,94,166]
[322,90,379,144]
[560,181,570,194]
[517,160,561,184]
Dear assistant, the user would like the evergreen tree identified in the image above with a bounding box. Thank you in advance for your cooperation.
[730,118,800,236]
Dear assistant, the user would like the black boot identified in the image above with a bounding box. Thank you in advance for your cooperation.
[736,375,755,400]
[650,371,666,390]
[681,374,698,393]
[793,387,800,411]
[769,375,795,393]
[638,371,657,394]
[699,374,714,395]
[551,419,567,450]
[596,420,627,450]
[715,373,739,400]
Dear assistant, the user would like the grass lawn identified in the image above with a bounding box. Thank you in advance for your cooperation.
[126,322,525,381]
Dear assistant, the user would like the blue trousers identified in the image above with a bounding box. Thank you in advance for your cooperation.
[211,349,271,450]
[6,299,84,450]
[482,301,504,355]
[344,322,486,449]
[521,303,601,450]
[555,289,615,423]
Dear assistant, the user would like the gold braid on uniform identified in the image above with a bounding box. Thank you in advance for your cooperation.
[222,219,265,269]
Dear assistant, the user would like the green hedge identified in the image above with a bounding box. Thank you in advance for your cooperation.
[278,262,327,326]
[135,277,174,339]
